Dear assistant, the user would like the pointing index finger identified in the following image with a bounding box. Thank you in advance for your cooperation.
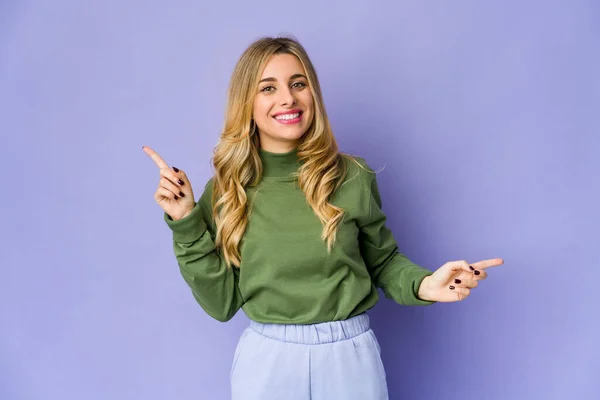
[470,258,504,270]
[142,146,169,169]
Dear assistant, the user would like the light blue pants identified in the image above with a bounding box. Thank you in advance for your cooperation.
[230,313,389,400]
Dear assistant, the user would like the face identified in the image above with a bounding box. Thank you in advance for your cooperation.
[253,53,314,153]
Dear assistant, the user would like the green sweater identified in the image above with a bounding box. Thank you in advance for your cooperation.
[164,148,434,324]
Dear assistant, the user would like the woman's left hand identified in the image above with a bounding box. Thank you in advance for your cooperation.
[417,258,504,302]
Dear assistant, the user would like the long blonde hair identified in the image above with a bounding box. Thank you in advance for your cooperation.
[211,36,358,268]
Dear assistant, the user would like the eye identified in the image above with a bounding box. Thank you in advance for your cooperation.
[291,81,307,89]
[260,85,275,93]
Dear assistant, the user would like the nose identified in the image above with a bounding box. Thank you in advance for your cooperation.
[279,87,296,106]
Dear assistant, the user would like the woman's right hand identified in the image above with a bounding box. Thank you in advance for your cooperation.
[143,146,196,221]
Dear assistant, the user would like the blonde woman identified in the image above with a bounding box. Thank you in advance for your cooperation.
[143,36,503,400]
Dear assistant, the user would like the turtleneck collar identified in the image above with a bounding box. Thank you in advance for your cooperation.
[259,147,302,179]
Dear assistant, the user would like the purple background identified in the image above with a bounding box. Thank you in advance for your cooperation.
[2,1,598,399]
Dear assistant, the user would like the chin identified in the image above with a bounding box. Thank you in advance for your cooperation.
[284,131,308,142]
[271,126,308,140]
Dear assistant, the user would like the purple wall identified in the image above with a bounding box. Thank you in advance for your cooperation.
[2,1,598,399]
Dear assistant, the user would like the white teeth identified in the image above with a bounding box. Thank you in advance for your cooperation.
[275,112,300,120]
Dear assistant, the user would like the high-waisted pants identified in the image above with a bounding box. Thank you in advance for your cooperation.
[230,313,389,400]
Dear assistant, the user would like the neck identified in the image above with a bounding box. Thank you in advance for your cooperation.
[259,147,301,178]
[259,137,301,153]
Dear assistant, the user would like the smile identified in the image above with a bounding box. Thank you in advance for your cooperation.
[273,111,303,124]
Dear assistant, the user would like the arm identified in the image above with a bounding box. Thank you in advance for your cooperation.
[164,179,244,322]
[357,168,436,306]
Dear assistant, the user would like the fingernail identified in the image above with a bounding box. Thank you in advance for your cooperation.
[474,270,481,275]
[178,179,184,185]
[469,265,475,271]
[454,279,461,284]
[449,286,455,290]
[179,191,185,197]
[174,195,179,200]
[173,166,179,172]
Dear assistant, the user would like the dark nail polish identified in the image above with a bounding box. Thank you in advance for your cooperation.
[474,270,481,275]
[174,195,178,200]
[178,179,184,185]
[173,166,179,172]
[449,286,455,290]
[454,279,461,284]
[179,191,184,197]
[469,265,475,270]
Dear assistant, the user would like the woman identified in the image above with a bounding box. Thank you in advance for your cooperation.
[143,36,503,400]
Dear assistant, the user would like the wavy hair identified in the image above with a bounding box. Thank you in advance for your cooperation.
[211,36,364,268]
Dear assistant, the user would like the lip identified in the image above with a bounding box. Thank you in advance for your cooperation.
[272,109,303,125]
[272,109,303,117]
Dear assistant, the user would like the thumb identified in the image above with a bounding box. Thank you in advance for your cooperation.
[444,260,474,275]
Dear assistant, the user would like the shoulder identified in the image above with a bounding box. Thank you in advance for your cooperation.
[332,153,380,214]
[198,176,215,207]
[339,153,377,188]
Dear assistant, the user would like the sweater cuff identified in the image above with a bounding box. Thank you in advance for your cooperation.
[410,269,436,306]
[163,202,207,244]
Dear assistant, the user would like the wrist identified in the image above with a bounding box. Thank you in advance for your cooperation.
[180,208,193,220]
[417,276,434,301]
[171,208,193,221]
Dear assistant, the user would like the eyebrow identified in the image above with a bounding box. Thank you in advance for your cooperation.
[258,73,307,84]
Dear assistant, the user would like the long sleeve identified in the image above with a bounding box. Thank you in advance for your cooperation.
[357,169,435,306]
[164,178,244,322]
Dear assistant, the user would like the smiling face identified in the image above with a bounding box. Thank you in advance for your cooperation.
[253,53,314,153]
